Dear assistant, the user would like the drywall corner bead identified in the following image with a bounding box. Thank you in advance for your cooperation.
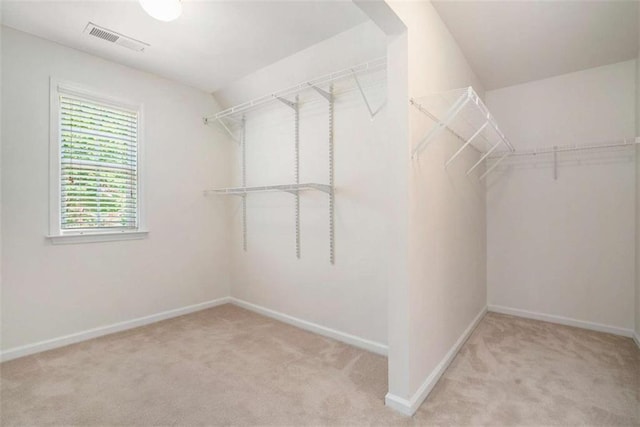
[386,306,487,416]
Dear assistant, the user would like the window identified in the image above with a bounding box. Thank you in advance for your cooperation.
[49,80,146,244]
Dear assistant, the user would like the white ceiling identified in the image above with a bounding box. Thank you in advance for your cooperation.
[1,0,368,92]
[432,1,639,90]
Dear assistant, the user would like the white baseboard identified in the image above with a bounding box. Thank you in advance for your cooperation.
[487,305,634,338]
[229,297,388,356]
[385,305,487,416]
[0,297,231,362]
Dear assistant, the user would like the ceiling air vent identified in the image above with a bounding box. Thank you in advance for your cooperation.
[83,22,149,52]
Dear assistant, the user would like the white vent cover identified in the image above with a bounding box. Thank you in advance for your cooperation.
[83,22,149,52]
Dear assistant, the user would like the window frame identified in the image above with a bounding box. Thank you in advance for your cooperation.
[48,78,147,244]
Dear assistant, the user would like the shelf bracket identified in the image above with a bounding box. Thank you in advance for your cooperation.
[276,96,297,111]
[412,92,470,159]
[217,118,241,144]
[467,141,502,176]
[352,71,385,120]
[308,84,331,102]
[479,151,509,181]
[445,121,489,168]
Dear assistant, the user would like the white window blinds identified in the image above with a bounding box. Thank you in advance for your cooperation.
[60,95,138,230]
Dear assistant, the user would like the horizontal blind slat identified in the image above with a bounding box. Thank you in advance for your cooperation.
[61,127,136,144]
[61,98,137,121]
[62,160,137,174]
[61,137,137,153]
[60,106,137,128]
[61,152,137,166]
[61,120,136,138]
[60,113,135,134]
[60,94,138,231]
[62,183,137,190]
[61,132,137,148]
[62,146,135,156]
[62,212,137,217]
[63,190,137,195]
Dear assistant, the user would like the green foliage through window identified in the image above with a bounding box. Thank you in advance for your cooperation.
[60,96,138,230]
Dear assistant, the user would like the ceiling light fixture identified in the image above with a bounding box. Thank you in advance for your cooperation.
[139,0,182,22]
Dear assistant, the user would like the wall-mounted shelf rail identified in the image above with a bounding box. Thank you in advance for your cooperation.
[203,57,386,124]
[490,137,639,158]
[487,137,639,180]
[410,86,515,179]
[205,183,332,196]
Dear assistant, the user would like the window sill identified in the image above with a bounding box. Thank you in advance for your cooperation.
[47,230,149,245]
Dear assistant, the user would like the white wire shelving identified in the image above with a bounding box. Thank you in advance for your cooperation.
[204,183,332,196]
[202,57,385,264]
[410,86,515,180]
[487,137,639,180]
[493,137,639,158]
[203,57,386,126]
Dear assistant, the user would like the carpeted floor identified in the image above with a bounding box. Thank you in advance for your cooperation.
[1,304,638,426]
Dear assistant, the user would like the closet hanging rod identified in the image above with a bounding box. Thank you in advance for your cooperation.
[203,57,386,122]
[491,137,640,158]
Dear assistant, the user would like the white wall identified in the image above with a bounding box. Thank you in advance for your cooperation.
[486,60,637,333]
[1,27,233,353]
[384,0,487,412]
[0,10,3,353]
[214,22,395,347]
[636,51,640,337]
[215,21,386,107]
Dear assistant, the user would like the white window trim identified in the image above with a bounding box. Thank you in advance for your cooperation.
[48,78,148,244]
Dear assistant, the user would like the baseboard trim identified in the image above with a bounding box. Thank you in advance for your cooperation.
[229,297,388,356]
[385,305,487,416]
[0,297,232,362]
[487,305,634,338]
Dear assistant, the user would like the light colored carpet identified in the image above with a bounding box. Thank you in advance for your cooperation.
[1,304,638,426]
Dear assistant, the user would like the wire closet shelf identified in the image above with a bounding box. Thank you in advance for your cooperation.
[410,86,515,180]
[203,56,386,124]
[201,58,387,263]
[491,137,640,158]
[487,137,639,180]
[204,183,332,196]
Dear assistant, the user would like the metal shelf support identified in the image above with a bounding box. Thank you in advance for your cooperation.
[352,71,385,120]
[411,90,471,158]
[203,57,386,123]
[205,60,365,263]
[328,86,335,265]
[467,141,501,176]
[410,86,515,180]
[241,116,247,251]
[294,96,300,259]
[445,121,488,168]
[479,152,509,181]
[309,84,336,264]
